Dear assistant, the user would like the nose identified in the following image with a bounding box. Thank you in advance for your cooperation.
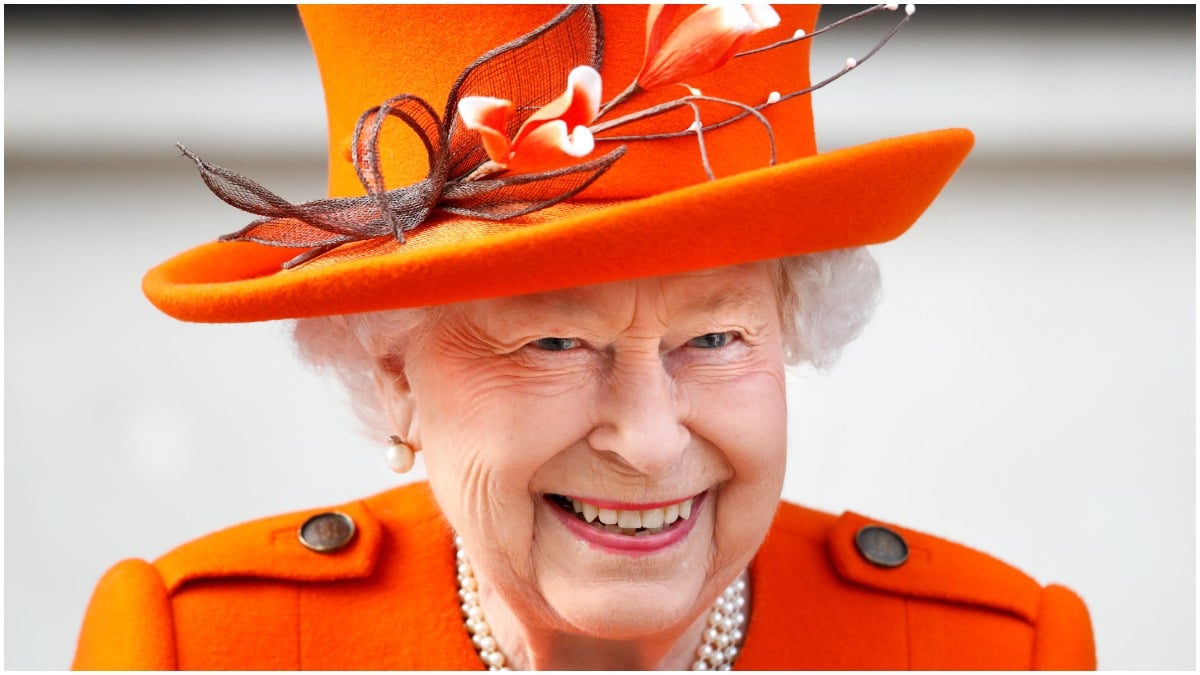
[586,353,690,475]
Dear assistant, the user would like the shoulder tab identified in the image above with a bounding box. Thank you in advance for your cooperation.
[829,511,1042,622]
[154,497,383,594]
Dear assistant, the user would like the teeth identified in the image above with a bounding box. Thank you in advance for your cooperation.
[664,503,679,524]
[562,495,697,533]
[617,510,641,529]
[597,508,618,525]
[641,507,664,529]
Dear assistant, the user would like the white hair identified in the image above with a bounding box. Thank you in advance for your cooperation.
[293,247,881,434]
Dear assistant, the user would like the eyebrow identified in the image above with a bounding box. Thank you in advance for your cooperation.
[675,285,773,318]
[497,282,773,322]
[492,287,597,320]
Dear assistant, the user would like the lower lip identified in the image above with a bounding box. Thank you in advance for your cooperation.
[548,492,707,557]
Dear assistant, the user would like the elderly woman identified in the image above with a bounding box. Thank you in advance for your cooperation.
[75,4,1094,670]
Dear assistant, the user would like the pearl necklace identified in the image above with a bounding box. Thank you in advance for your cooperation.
[454,536,748,671]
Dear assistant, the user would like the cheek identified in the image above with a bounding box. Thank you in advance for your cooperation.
[684,355,788,465]
[414,359,599,528]
[686,362,789,552]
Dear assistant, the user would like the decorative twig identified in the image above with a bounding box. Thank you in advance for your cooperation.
[590,4,911,158]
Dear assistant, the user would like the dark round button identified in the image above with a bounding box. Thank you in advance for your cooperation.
[855,524,909,568]
[298,512,356,553]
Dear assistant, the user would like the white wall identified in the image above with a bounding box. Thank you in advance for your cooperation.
[4,6,1194,670]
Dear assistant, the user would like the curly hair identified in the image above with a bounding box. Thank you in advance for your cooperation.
[293,247,880,434]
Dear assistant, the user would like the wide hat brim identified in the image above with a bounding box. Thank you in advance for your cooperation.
[145,127,969,324]
[144,126,973,323]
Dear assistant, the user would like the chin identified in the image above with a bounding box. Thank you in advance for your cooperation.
[548,579,705,640]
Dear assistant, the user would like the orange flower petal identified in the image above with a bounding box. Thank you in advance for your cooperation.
[636,3,779,91]
[507,121,595,173]
[642,4,681,69]
[512,66,601,149]
[458,96,515,165]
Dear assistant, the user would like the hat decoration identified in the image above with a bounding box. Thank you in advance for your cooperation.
[179,4,916,271]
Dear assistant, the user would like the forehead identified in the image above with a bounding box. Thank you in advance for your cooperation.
[472,262,779,321]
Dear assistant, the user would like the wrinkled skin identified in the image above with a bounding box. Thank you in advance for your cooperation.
[377,261,788,669]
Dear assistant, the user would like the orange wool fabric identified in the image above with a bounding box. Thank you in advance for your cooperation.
[141,5,976,323]
[74,483,1095,670]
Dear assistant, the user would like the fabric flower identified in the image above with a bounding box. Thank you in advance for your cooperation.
[458,65,602,175]
[636,3,781,91]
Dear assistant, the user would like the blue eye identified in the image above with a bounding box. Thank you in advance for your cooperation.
[533,337,578,351]
[688,332,731,349]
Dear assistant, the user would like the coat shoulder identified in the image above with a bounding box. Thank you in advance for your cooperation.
[74,482,466,670]
[744,502,1096,670]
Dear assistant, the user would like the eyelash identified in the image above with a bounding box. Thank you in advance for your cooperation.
[530,332,738,352]
[687,332,734,349]
[532,337,578,352]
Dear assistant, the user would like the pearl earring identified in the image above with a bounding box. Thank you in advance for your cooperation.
[385,435,415,473]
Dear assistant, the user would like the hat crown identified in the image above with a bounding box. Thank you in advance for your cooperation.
[299,4,820,200]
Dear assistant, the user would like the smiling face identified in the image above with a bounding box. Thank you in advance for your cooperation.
[383,261,788,645]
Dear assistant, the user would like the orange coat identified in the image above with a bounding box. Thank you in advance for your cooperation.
[74,482,1095,670]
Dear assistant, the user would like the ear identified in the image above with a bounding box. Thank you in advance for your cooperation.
[372,358,421,447]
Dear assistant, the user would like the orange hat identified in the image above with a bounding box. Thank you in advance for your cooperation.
[145,4,973,323]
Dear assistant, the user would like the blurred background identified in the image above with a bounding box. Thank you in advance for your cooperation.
[4,5,1194,670]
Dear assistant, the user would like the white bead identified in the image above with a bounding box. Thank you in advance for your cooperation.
[722,617,736,632]
[886,3,898,9]
[708,609,725,626]
[458,562,473,577]
[711,650,727,666]
[767,91,781,104]
[906,4,916,15]
[694,661,710,671]
[705,627,720,643]
[474,619,490,637]
[461,576,477,591]
[845,57,857,69]
[699,643,715,659]
[478,636,496,652]
[792,28,806,38]
[731,629,744,643]
[486,651,505,668]
[467,605,483,620]
[733,612,746,627]
[726,646,739,660]
[717,633,732,649]
[686,86,702,96]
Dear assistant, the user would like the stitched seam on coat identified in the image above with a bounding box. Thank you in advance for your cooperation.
[1028,585,1044,669]
[163,566,182,669]
[903,595,913,669]
[295,583,304,670]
